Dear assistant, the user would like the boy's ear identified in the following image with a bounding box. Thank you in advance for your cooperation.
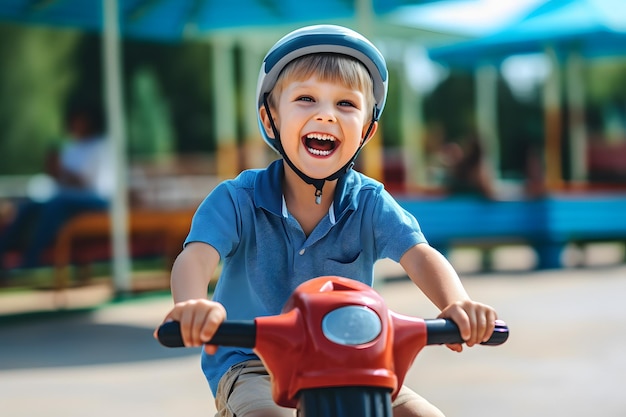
[361,121,378,145]
[259,106,277,139]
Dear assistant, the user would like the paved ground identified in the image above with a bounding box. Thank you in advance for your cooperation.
[1,252,625,417]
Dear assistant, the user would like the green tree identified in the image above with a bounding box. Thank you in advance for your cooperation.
[0,24,80,175]
[128,66,175,159]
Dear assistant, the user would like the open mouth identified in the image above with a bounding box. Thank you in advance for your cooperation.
[303,133,339,157]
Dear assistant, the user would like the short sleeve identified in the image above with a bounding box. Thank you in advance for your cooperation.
[184,182,241,259]
[372,188,427,262]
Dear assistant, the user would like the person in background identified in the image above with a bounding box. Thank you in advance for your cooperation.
[445,133,496,199]
[0,99,113,271]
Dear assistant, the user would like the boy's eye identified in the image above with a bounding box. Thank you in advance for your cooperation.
[296,96,314,102]
[338,100,356,108]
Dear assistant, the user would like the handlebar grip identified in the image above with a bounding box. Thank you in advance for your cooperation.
[425,319,509,346]
[158,318,508,348]
[157,320,257,348]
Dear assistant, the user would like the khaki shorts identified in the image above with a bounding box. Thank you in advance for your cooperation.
[214,359,425,417]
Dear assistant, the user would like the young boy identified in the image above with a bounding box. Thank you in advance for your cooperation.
[155,25,498,417]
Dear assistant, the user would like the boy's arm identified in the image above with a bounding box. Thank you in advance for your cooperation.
[156,242,225,354]
[171,241,220,302]
[399,243,497,351]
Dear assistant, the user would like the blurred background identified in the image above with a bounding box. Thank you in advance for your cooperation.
[1,2,625,417]
[0,0,624,300]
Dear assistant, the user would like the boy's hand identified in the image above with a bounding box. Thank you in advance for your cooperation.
[153,299,227,355]
[437,300,497,352]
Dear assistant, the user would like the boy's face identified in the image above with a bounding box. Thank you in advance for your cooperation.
[261,75,378,181]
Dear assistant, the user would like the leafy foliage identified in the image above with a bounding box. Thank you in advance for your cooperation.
[0,24,79,174]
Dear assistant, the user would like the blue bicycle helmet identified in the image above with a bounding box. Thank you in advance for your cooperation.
[256,25,389,204]
[257,24,388,152]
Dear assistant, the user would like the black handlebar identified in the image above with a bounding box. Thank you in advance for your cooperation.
[157,319,508,348]
[157,320,256,348]
[425,319,509,346]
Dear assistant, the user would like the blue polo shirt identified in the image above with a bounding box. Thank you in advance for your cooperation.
[185,159,427,394]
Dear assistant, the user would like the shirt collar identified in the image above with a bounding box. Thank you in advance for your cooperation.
[255,159,360,220]
[333,169,360,220]
[254,159,284,216]
[280,195,336,224]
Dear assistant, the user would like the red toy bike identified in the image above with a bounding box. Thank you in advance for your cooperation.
[158,276,508,417]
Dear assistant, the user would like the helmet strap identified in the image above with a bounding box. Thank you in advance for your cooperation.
[263,94,375,205]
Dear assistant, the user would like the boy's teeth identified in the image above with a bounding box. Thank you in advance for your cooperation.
[307,134,334,141]
[308,147,332,156]
[304,133,336,156]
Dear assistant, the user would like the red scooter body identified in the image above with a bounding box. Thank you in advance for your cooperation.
[157,275,508,416]
[253,276,428,408]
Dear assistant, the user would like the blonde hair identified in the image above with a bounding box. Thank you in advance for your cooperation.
[268,53,375,118]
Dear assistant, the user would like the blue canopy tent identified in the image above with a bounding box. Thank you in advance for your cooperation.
[387,0,546,38]
[0,0,443,293]
[0,0,448,40]
[429,0,626,66]
[427,0,626,191]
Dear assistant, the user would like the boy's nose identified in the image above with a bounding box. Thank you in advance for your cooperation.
[315,107,336,123]
[316,115,335,122]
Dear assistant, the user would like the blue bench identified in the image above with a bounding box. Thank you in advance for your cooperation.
[397,194,626,269]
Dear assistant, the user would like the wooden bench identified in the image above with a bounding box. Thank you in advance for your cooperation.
[543,194,626,259]
[0,162,219,291]
[397,194,626,270]
[52,208,195,290]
